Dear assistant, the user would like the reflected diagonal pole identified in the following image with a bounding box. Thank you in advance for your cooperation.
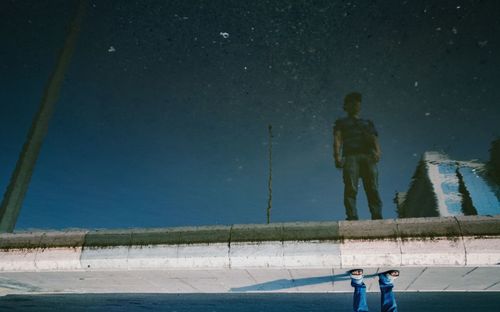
[0,0,87,233]
[267,124,273,224]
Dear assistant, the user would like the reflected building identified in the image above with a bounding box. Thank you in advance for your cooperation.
[396,141,500,218]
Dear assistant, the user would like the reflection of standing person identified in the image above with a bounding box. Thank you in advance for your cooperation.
[349,269,400,312]
[333,92,383,220]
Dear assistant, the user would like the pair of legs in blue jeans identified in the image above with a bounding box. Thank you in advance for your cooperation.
[350,269,399,312]
[343,154,383,220]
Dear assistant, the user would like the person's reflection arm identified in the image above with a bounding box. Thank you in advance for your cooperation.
[334,128,343,168]
[373,135,381,162]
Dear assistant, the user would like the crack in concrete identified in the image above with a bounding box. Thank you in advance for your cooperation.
[177,278,202,292]
[462,267,478,277]
[227,225,233,269]
[484,280,500,290]
[396,223,404,266]
[405,267,427,290]
[454,216,468,266]
[443,267,479,290]
[244,269,258,284]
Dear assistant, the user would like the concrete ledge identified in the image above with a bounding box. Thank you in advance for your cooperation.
[230,223,283,242]
[129,226,232,246]
[230,241,283,268]
[2,216,500,296]
[397,217,461,238]
[40,231,87,248]
[177,243,230,268]
[0,232,44,249]
[0,216,499,272]
[178,226,231,245]
[340,238,401,267]
[464,237,500,266]
[80,246,129,270]
[84,229,132,247]
[339,219,398,239]
[282,241,341,267]
[400,237,466,266]
[455,215,500,237]
[0,247,83,271]
[0,231,86,250]
[0,248,38,271]
[4,234,498,272]
[131,228,182,245]
[85,226,232,247]
[282,222,340,241]
[3,215,499,250]
[33,247,83,270]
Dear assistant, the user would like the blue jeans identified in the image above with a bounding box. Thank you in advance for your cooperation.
[343,154,383,220]
[351,274,398,312]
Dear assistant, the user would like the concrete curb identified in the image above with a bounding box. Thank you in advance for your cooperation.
[2,215,499,249]
[0,216,499,272]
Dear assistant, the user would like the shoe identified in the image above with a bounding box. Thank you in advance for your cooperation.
[349,269,364,285]
[379,270,399,285]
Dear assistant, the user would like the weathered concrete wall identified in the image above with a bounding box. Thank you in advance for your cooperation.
[0,216,499,272]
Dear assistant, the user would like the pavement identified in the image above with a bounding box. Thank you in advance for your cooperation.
[0,267,499,296]
[0,215,499,295]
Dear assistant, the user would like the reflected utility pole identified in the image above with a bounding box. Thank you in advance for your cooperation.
[0,0,88,233]
[266,124,273,224]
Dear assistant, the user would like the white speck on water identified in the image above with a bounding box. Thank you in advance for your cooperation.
[435,27,442,31]
[452,27,458,34]
[244,66,248,70]
[220,32,230,39]
[413,153,418,157]
[108,46,116,53]
[414,81,419,87]
[478,40,488,47]
[456,5,461,9]
[425,112,431,116]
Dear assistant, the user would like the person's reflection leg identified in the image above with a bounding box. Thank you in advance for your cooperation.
[349,269,369,312]
[360,155,383,220]
[378,270,399,312]
[343,156,360,220]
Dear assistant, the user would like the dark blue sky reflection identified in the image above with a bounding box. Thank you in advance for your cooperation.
[1,0,499,229]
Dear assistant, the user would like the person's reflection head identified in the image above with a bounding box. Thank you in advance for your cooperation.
[343,92,362,117]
